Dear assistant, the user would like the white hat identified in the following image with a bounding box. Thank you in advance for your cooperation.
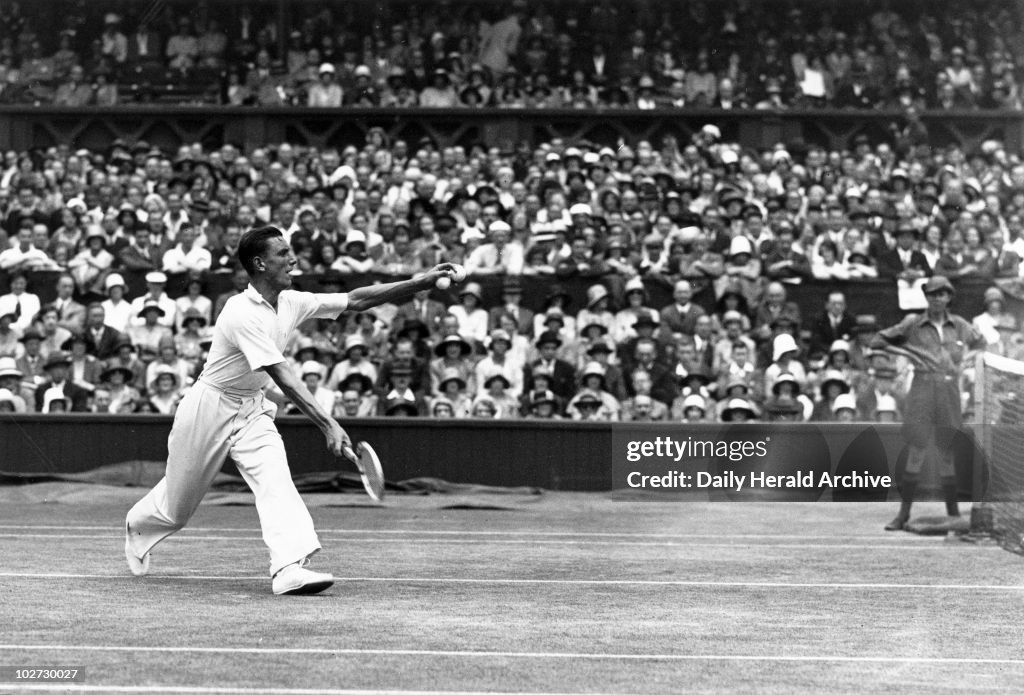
[42,387,71,413]
[728,235,753,257]
[681,394,706,412]
[829,339,852,354]
[582,361,606,379]
[318,62,336,74]
[583,152,600,165]
[354,65,372,77]
[0,357,23,378]
[105,273,126,290]
[461,227,486,244]
[145,271,167,284]
[720,149,739,165]
[0,388,15,404]
[345,230,367,247]
[772,333,799,362]
[569,203,592,216]
[545,152,561,162]
[676,226,702,243]
[832,392,857,413]
[701,124,722,140]
[874,394,898,414]
[301,361,326,379]
[488,220,511,234]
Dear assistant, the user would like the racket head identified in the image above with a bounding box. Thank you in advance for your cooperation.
[356,441,385,501]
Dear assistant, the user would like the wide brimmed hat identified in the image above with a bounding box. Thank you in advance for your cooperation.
[396,318,429,338]
[434,333,472,357]
[385,398,419,416]
[543,284,572,309]
[529,389,557,408]
[765,399,803,416]
[681,393,707,413]
[300,360,326,380]
[488,329,512,348]
[831,392,857,413]
[772,333,799,362]
[0,357,24,378]
[676,364,710,385]
[535,330,562,348]
[922,276,955,296]
[579,320,608,336]
[722,397,757,421]
[344,334,368,355]
[633,313,660,331]
[137,301,165,318]
[771,372,801,395]
[19,330,45,344]
[724,376,751,394]
[459,282,483,301]
[181,308,207,327]
[543,307,566,326]
[819,369,851,396]
[149,364,181,388]
[101,363,135,381]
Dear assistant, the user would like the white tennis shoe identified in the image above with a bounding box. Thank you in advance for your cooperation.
[124,523,151,576]
[272,559,334,596]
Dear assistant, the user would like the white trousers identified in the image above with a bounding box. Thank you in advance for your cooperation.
[126,381,320,576]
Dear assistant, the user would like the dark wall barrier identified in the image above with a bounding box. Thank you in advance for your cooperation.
[1,107,1022,154]
[0,415,979,498]
[1,268,1013,330]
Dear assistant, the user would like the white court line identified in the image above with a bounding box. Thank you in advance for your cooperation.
[0,525,927,541]
[2,691,585,695]
[0,533,976,551]
[0,644,1022,666]
[0,572,1019,591]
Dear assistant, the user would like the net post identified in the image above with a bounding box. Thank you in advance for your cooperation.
[970,352,991,533]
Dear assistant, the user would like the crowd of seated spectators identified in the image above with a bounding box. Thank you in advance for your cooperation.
[0,0,1022,109]
[0,120,1023,421]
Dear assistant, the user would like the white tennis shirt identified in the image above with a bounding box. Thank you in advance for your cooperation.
[199,285,349,393]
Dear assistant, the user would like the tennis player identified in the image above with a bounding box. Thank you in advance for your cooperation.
[126,226,459,595]
[869,276,984,531]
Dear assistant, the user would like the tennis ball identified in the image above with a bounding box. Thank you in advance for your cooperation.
[436,275,452,290]
[452,264,468,283]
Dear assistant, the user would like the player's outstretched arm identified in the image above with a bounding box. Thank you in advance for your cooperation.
[264,361,350,458]
[346,263,460,313]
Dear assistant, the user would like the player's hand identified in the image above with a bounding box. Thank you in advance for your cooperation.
[428,263,459,280]
[324,420,351,459]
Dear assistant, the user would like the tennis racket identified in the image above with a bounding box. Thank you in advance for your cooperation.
[343,441,385,502]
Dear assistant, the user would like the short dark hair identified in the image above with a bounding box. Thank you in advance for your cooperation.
[238,226,284,275]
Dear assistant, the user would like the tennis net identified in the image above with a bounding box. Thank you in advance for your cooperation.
[971,351,1024,555]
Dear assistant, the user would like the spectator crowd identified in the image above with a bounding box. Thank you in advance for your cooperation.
[0,0,1022,109]
[2,117,1024,420]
